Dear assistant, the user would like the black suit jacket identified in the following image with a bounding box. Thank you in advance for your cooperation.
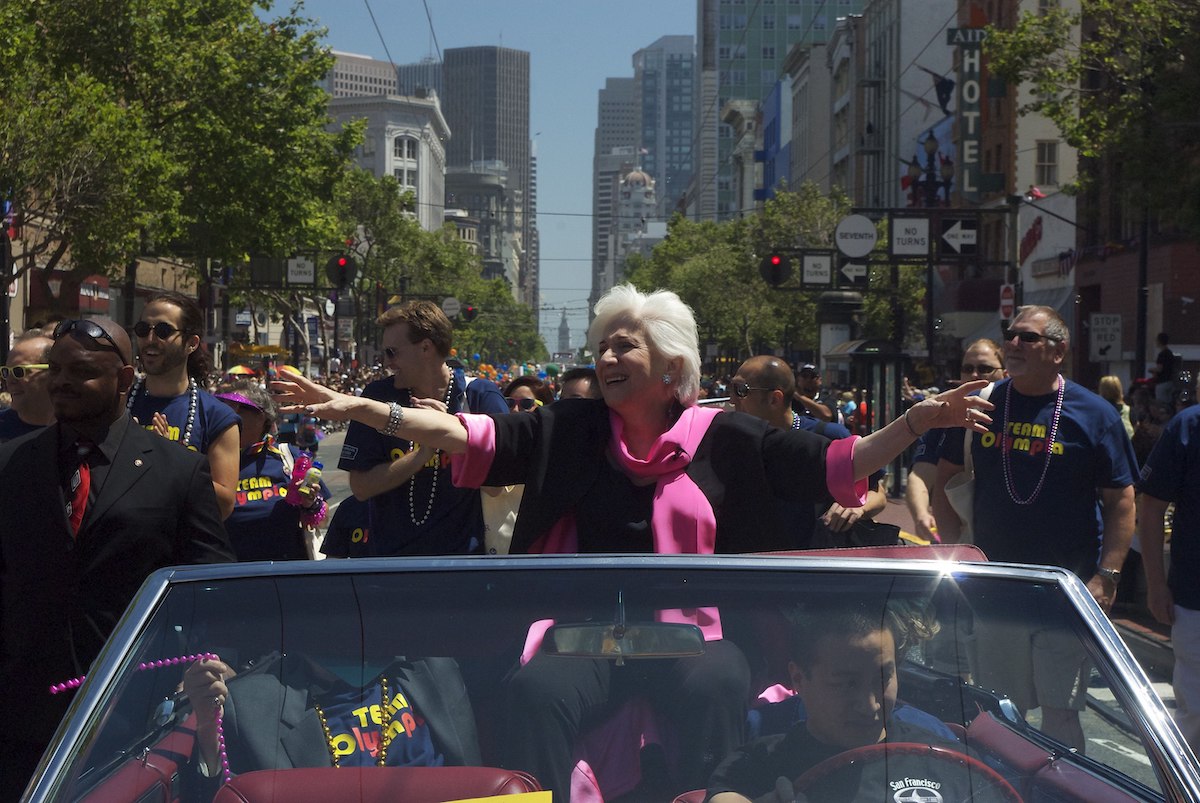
[187,652,480,797]
[0,418,233,793]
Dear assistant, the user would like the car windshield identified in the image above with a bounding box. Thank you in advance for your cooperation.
[38,556,1182,802]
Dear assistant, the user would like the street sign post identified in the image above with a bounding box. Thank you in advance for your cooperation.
[287,257,315,284]
[891,217,930,256]
[835,214,878,259]
[442,296,461,319]
[940,218,978,256]
[999,284,1015,319]
[801,252,834,286]
[1089,313,1122,362]
[840,262,869,286]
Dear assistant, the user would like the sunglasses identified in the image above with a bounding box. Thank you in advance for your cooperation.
[1001,327,1061,344]
[960,363,1000,375]
[731,380,776,398]
[506,397,538,411]
[133,320,183,340]
[52,319,131,365]
[1,364,49,380]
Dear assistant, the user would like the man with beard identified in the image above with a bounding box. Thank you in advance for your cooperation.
[127,290,240,519]
[0,329,56,442]
[0,318,232,798]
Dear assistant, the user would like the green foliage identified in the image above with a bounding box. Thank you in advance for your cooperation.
[625,184,923,360]
[986,0,1200,230]
[0,0,357,279]
[324,168,545,361]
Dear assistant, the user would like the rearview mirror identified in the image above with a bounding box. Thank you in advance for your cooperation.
[543,622,705,662]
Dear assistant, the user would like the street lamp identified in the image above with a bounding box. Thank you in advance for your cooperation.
[908,134,954,207]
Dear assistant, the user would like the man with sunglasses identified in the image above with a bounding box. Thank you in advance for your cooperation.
[0,329,55,443]
[338,300,507,555]
[128,291,240,519]
[0,316,232,797]
[729,356,889,549]
[934,305,1137,751]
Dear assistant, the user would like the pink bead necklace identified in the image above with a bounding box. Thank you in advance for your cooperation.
[51,652,232,784]
[1001,375,1065,506]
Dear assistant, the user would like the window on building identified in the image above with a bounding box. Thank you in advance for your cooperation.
[1036,140,1058,186]
[787,14,804,28]
[762,46,776,59]
[762,14,776,29]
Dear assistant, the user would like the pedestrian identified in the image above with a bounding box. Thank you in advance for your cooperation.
[0,329,56,443]
[0,317,232,798]
[1151,332,1179,404]
[215,381,330,561]
[272,284,992,799]
[128,290,241,519]
[335,300,508,555]
[556,366,601,400]
[1098,375,1135,439]
[933,305,1137,750]
[1139,400,1200,752]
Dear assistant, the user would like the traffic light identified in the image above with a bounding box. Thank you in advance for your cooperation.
[461,304,479,323]
[324,253,358,288]
[759,252,792,287]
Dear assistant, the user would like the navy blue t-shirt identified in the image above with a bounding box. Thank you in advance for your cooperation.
[313,671,442,768]
[321,496,373,558]
[941,379,1137,577]
[128,385,239,452]
[338,369,508,555]
[1139,405,1200,609]
[0,408,45,444]
[226,442,331,562]
[909,427,948,467]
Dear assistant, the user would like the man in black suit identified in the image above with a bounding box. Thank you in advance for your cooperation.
[0,317,233,798]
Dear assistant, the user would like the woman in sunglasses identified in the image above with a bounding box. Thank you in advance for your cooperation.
[273,283,992,796]
[0,329,56,444]
[905,338,1006,543]
[503,375,552,411]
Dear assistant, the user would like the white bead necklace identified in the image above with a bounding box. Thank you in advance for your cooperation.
[408,376,455,526]
[127,376,199,449]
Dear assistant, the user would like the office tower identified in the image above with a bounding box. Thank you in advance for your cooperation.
[442,47,536,307]
[324,51,398,97]
[591,78,638,311]
[693,0,859,221]
[633,35,695,218]
[395,58,443,98]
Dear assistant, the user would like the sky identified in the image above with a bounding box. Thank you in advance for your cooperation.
[293,0,696,350]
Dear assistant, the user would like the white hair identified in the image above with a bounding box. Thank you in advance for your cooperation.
[588,284,701,406]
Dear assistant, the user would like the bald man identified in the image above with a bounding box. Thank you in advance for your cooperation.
[730,356,888,548]
[0,317,232,797]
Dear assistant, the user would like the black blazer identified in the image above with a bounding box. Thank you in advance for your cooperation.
[0,418,233,789]
[187,652,480,797]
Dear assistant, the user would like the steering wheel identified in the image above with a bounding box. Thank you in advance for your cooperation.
[793,742,1023,803]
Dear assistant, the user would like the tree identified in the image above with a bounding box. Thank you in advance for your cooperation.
[0,0,358,279]
[985,0,1200,231]
[325,168,545,362]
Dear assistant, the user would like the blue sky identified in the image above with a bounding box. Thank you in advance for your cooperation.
[294,0,695,348]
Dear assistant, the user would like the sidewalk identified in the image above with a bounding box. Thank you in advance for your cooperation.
[875,495,1175,674]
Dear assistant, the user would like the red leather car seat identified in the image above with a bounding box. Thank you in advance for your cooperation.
[212,766,541,802]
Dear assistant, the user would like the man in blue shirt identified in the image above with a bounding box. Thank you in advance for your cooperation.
[338,301,507,555]
[934,306,1136,751]
[1139,374,1200,751]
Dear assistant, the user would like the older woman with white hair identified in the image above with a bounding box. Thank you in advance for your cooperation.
[272,284,992,798]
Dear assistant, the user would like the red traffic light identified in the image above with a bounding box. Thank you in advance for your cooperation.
[759,252,792,287]
[770,255,783,266]
[461,304,479,323]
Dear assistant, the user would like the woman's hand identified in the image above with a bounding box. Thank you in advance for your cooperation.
[271,371,358,421]
[906,380,994,435]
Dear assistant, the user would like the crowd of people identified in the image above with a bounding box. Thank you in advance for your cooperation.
[1,283,1197,800]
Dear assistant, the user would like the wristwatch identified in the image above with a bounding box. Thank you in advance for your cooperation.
[1096,567,1122,586]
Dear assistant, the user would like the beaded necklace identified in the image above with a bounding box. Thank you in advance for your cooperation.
[51,652,232,785]
[1001,375,1065,506]
[127,376,200,449]
[313,677,393,767]
[409,377,455,525]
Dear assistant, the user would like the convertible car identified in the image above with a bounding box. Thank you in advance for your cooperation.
[22,547,1200,802]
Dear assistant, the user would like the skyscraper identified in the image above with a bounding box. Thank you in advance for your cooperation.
[633,35,695,218]
[692,0,859,220]
[591,78,638,311]
[442,47,537,308]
